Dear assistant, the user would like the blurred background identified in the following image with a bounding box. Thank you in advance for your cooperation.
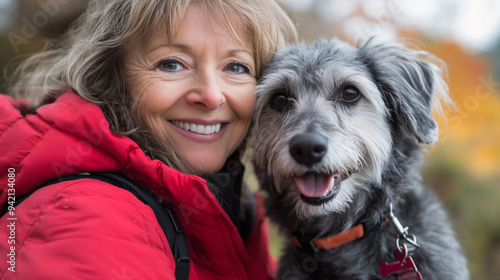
[1,0,499,279]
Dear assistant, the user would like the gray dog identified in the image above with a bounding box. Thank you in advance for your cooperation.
[251,38,469,280]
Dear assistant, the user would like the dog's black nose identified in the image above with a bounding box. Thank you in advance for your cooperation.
[289,133,328,166]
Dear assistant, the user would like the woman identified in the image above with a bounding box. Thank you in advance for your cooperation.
[0,0,297,279]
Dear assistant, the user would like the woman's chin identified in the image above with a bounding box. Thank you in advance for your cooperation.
[182,154,228,175]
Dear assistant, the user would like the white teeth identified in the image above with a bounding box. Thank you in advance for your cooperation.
[320,189,331,197]
[171,121,222,135]
[320,180,336,197]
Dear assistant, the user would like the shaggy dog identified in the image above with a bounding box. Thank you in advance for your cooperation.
[251,38,469,280]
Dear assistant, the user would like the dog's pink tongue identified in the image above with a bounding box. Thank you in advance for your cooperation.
[294,173,334,198]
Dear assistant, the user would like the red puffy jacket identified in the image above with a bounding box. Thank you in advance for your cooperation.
[0,92,276,279]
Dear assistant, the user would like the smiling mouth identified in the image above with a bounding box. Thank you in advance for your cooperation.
[294,172,351,205]
[170,120,222,135]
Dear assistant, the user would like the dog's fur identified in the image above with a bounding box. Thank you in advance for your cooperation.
[251,38,469,279]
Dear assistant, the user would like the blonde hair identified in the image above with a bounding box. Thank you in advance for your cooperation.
[7,0,297,174]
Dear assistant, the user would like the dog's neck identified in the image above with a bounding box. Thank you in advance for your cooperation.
[289,197,410,252]
[290,214,384,251]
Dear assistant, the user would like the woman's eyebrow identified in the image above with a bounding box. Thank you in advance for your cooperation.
[149,43,191,53]
[149,43,252,59]
[227,49,253,57]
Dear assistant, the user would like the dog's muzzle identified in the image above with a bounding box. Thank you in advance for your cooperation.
[289,132,346,205]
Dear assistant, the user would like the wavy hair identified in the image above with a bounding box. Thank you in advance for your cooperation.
[7,0,297,174]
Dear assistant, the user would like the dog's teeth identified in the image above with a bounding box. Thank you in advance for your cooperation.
[320,182,336,197]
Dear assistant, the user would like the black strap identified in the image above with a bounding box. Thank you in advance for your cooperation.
[2,172,190,280]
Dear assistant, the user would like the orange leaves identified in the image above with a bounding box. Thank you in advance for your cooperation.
[429,41,500,178]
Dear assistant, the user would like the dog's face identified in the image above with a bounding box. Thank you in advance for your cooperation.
[253,38,447,218]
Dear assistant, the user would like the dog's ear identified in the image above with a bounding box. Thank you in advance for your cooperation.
[358,39,448,144]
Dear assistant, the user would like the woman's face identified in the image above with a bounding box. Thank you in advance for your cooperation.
[125,3,256,174]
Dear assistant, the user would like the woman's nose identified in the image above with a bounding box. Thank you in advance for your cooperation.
[186,70,225,110]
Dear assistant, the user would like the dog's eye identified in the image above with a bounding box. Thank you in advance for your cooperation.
[270,94,289,110]
[342,87,360,102]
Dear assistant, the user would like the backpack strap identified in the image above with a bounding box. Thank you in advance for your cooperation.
[1,172,190,280]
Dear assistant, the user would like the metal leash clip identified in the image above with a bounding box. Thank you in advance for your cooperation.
[388,202,420,253]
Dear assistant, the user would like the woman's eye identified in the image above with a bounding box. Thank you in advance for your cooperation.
[225,62,250,74]
[157,58,184,72]
[342,86,361,102]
